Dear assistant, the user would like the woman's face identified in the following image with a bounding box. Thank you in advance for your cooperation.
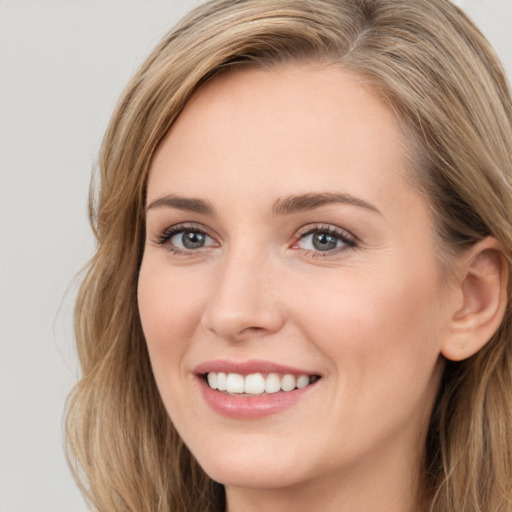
[138,66,454,496]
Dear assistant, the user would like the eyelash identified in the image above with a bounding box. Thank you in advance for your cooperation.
[153,223,216,255]
[152,222,357,257]
[293,224,357,258]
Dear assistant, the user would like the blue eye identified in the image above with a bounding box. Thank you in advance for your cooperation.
[297,227,356,253]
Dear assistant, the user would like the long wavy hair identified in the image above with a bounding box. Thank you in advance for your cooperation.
[66,0,512,510]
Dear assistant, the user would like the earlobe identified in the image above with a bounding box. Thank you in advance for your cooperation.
[441,237,508,362]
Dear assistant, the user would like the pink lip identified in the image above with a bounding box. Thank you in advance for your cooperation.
[193,359,317,376]
[193,359,320,420]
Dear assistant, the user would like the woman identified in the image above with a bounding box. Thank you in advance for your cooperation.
[66,0,512,511]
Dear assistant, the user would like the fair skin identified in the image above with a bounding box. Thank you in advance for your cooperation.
[137,65,504,512]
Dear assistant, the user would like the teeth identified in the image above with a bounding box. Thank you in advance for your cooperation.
[226,373,245,393]
[265,373,281,394]
[206,372,315,395]
[244,373,265,394]
[207,372,217,389]
[280,374,296,391]
[217,372,227,391]
[296,375,309,389]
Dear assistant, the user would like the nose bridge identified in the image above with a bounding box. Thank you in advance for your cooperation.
[202,240,283,340]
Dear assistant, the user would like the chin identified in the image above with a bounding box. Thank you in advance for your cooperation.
[206,466,305,491]
[194,445,312,490]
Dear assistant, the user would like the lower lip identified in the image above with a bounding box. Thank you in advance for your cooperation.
[197,377,318,419]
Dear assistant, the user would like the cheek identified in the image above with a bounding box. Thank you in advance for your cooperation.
[137,260,205,373]
[137,260,213,431]
[293,264,445,397]
[296,270,445,460]
[303,266,440,336]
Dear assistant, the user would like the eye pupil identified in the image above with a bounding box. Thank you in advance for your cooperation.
[313,232,338,251]
[182,231,205,249]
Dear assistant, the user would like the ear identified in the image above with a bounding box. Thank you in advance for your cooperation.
[441,237,508,362]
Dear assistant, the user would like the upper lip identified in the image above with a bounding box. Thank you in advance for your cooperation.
[193,359,319,376]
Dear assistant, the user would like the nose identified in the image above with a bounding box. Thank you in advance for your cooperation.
[201,248,285,342]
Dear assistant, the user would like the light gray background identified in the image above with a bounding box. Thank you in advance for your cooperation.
[1,1,511,511]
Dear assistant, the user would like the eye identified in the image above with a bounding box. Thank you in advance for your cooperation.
[172,230,213,249]
[154,224,217,253]
[295,225,356,254]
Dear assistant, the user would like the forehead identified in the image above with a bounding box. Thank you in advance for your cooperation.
[148,64,417,215]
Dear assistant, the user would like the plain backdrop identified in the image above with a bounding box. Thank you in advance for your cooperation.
[0,1,511,511]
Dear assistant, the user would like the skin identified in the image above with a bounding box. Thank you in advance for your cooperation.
[138,65,461,512]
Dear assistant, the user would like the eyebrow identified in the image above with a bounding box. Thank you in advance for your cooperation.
[145,191,381,217]
[272,192,381,216]
[145,194,215,215]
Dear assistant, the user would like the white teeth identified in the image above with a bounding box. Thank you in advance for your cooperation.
[280,374,296,392]
[244,373,266,394]
[296,375,309,389]
[207,372,217,390]
[206,371,315,394]
[217,372,227,391]
[226,373,245,393]
[265,373,281,394]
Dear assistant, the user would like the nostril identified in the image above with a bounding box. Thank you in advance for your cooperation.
[242,326,266,333]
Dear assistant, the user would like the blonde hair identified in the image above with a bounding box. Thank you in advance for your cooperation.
[66,1,512,510]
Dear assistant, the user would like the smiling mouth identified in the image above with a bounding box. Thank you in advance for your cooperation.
[204,372,321,396]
